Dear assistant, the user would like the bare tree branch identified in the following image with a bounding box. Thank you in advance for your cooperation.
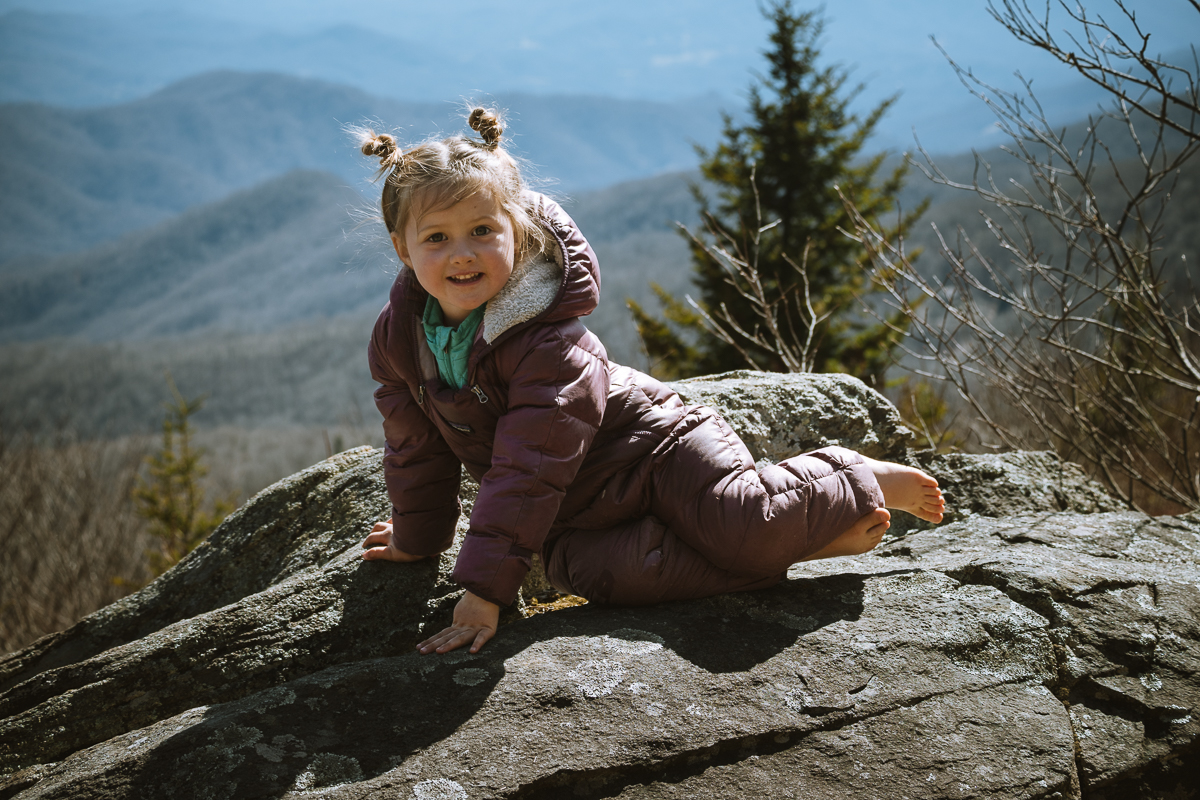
[842,49,1200,510]
[678,169,835,374]
[986,0,1200,143]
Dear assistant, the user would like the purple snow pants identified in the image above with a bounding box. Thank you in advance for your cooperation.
[544,407,884,605]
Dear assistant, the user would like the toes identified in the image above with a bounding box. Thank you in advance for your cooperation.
[867,511,890,538]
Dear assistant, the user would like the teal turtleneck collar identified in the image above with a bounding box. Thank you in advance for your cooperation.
[421,297,485,390]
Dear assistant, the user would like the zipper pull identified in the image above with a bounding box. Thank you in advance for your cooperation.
[471,385,489,404]
[417,384,426,405]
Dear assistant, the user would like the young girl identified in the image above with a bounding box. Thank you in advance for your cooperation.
[359,108,944,657]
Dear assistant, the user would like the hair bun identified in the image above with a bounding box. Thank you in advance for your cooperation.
[361,132,398,163]
[468,108,503,147]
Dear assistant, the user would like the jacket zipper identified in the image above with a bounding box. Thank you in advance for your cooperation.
[458,237,568,408]
[412,315,427,406]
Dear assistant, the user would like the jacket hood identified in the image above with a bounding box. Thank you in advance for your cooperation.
[481,250,559,344]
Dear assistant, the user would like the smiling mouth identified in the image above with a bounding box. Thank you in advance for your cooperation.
[448,273,483,284]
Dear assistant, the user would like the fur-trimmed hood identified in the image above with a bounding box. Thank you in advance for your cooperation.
[481,250,562,344]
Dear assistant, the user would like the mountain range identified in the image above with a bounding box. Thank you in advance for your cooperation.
[0,70,728,263]
[7,3,1198,154]
[2,67,1196,440]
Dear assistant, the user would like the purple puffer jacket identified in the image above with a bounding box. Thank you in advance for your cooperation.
[368,194,882,606]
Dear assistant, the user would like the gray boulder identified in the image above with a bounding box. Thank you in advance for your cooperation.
[668,370,914,463]
[915,450,1125,521]
[2,372,1193,799]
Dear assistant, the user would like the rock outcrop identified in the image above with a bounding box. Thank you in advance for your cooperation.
[1,372,1195,799]
[666,371,914,464]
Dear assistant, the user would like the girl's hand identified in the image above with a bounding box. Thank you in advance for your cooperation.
[417,591,499,655]
[362,519,426,562]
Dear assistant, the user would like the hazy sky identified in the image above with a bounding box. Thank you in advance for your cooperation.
[4,0,1198,150]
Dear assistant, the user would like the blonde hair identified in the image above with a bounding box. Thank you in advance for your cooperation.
[360,108,543,261]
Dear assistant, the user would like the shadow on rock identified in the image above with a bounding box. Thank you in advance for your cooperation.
[575,573,869,675]
[49,574,865,799]
[0,553,448,775]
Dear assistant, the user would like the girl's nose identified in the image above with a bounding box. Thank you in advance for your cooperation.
[450,241,475,264]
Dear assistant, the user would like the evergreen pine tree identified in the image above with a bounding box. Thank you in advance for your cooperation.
[133,375,234,576]
[630,1,924,384]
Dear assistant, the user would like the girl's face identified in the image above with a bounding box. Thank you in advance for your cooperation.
[393,191,516,326]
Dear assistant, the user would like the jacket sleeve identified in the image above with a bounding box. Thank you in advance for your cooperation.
[368,303,462,557]
[451,326,608,606]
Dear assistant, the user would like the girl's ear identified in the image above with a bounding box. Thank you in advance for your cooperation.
[390,232,409,266]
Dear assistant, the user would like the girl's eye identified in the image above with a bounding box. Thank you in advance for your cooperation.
[472,225,491,236]
[427,232,446,243]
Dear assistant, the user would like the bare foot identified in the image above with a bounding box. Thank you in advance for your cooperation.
[802,508,891,560]
[862,457,945,523]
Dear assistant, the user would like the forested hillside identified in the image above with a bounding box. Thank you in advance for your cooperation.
[0,171,392,342]
[879,107,1197,309]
